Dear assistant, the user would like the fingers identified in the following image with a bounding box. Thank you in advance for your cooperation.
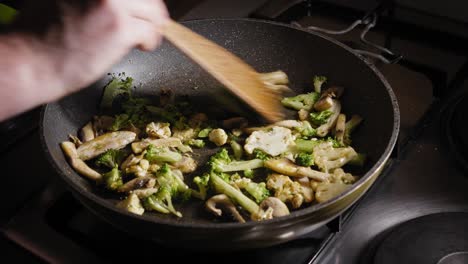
[115,0,169,51]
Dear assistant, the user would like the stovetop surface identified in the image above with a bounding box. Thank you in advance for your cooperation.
[2,1,468,263]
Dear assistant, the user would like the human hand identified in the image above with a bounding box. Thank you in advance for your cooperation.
[15,0,169,95]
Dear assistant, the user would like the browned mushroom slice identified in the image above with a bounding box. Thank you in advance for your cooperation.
[80,122,95,142]
[77,131,136,161]
[264,158,329,182]
[131,187,159,199]
[118,176,154,193]
[316,100,341,137]
[222,117,248,129]
[93,115,115,136]
[205,194,246,223]
[60,141,102,181]
[259,197,290,218]
[314,86,344,111]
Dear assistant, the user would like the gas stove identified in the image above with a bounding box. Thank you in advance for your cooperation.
[2,1,468,263]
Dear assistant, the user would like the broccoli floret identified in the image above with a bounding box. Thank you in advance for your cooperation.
[232,178,270,204]
[295,152,314,166]
[252,149,271,161]
[313,75,327,93]
[209,154,264,173]
[210,173,259,214]
[100,76,133,110]
[101,166,123,191]
[95,149,127,169]
[142,164,190,216]
[281,92,320,111]
[110,114,130,131]
[193,174,210,200]
[143,186,182,217]
[310,110,333,126]
[243,169,254,178]
[197,127,213,138]
[187,139,205,148]
[295,121,316,137]
[146,105,180,124]
[343,115,363,146]
[145,144,182,164]
[348,153,367,166]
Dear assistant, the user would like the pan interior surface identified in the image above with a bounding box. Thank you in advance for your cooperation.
[41,19,398,227]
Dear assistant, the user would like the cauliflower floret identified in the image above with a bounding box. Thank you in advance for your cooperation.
[126,159,150,177]
[146,122,171,139]
[313,142,358,172]
[209,128,228,146]
[116,193,145,215]
[266,174,312,209]
[172,128,197,142]
[313,168,357,203]
[330,168,358,184]
[171,156,197,173]
[244,126,294,156]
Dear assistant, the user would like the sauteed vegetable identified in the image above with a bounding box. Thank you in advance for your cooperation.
[61,71,364,222]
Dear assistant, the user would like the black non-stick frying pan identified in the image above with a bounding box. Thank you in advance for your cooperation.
[40,19,399,250]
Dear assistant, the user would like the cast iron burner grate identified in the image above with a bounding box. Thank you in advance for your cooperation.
[442,92,468,173]
[373,212,468,264]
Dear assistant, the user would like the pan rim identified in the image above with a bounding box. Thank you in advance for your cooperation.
[40,17,400,229]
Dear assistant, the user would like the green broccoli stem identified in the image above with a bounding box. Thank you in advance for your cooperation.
[230,140,243,160]
[218,159,264,172]
[143,195,170,214]
[211,173,259,214]
[145,146,182,164]
[295,139,321,152]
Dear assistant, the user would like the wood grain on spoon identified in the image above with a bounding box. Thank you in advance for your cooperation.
[161,20,284,123]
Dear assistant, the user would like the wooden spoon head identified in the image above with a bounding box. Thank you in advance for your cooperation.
[162,20,285,123]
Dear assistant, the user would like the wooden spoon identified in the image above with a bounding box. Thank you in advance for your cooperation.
[162,20,284,123]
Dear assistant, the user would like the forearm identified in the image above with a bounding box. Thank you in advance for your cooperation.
[0,33,62,121]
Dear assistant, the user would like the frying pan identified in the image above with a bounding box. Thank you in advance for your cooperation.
[40,19,399,250]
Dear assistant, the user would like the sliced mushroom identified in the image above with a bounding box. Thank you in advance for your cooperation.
[131,187,159,199]
[118,176,153,193]
[93,115,115,136]
[316,100,341,137]
[60,141,102,181]
[131,137,189,154]
[205,194,246,223]
[314,86,344,111]
[68,134,82,146]
[188,113,208,127]
[334,114,346,145]
[76,131,136,160]
[264,158,329,182]
[260,197,289,218]
[222,117,248,129]
[80,122,95,142]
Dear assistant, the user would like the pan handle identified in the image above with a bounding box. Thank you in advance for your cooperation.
[292,4,403,64]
